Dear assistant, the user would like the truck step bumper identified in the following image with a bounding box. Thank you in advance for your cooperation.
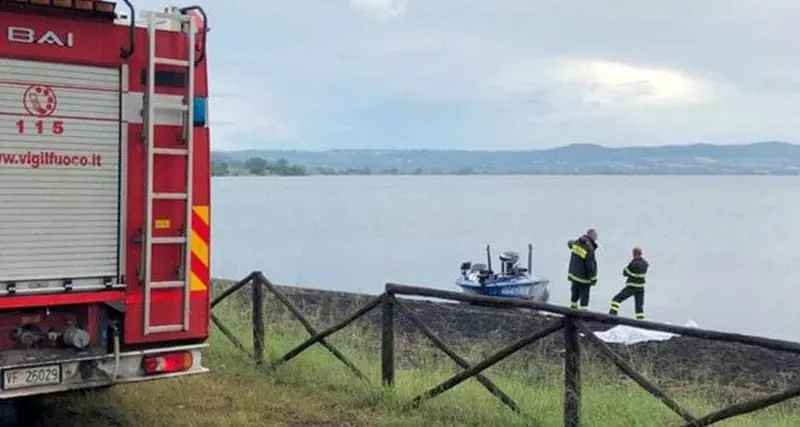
[0,344,208,399]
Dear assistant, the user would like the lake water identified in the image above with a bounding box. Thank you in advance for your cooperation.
[210,175,800,341]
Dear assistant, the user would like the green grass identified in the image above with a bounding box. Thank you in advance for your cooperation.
[40,295,800,427]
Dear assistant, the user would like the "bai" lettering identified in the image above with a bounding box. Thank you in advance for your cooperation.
[6,26,74,48]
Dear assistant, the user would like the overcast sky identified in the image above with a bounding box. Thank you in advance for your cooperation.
[136,0,800,151]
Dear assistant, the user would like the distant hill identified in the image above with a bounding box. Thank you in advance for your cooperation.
[211,141,800,175]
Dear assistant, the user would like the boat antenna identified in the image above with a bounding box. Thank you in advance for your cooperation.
[485,244,492,272]
[527,243,533,274]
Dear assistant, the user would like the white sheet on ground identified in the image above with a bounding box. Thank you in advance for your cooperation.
[593,320,700,345]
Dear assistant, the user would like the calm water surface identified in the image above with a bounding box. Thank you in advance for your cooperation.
[210,175,800,341]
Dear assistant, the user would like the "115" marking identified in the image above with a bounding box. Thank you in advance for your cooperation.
[16,119,64,135]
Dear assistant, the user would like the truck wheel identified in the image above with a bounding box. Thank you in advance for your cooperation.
[10,386,114,426]
[11,396,45,427]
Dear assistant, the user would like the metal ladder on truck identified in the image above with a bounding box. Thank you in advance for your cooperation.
[140,8,197,336]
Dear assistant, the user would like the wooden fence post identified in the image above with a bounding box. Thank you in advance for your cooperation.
[381,294,395,387]
[257,273,368,381]
[564,315,581,427]
[252,275,265,364]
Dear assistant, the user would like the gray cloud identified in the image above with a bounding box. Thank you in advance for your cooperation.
[134,0,800,149]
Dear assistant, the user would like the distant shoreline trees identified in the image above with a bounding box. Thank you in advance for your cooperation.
[211,156,434,177]
[212,157,308,177]
[211,156,792,177]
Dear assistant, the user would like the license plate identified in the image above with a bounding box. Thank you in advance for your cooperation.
[3,364,62,390]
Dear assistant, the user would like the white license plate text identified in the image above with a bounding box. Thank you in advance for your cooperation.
[3,364,61,390]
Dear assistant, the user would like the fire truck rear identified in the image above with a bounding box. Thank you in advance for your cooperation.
[0,0,211,398]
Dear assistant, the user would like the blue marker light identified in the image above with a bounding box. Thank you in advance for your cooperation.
[193,97,208,127]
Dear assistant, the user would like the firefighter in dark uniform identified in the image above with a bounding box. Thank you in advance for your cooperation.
[567,228,599,310]
[609,247,648,319]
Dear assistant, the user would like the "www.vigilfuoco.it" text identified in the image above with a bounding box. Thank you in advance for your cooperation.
[0,151,104,169]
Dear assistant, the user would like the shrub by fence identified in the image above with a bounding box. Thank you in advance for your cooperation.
[210,271,800,427]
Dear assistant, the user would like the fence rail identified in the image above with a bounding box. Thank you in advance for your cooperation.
[211,271,800,427]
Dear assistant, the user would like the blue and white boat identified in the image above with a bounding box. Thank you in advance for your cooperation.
[456,244,550,303]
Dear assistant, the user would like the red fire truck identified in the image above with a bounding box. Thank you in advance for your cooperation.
[0,0,211,398]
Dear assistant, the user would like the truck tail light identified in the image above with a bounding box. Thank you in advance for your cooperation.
[142,351,193,375]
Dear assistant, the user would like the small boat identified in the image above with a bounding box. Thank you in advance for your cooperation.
[456,244,550,303]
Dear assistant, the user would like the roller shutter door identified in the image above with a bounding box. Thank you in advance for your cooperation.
[0,58,121,293]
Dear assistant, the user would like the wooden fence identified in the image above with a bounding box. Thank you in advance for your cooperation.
[211,271,800,427]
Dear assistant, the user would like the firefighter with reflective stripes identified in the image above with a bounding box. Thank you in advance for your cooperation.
[567,228,599,310]
[609,247,649,319]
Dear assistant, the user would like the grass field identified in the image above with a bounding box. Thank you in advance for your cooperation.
[34,291,800,427]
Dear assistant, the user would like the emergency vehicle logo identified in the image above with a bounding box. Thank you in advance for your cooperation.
[22,84,58,118]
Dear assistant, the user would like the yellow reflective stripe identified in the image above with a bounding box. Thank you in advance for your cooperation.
[190,229,208,268]
[571,244,588,259]
[624,268,646,278]
[568,274,592,284]
[610,301,621,309]
[626,283,645,288]
[189,271,204,292]
[193,205,209,224]
[190,205,210,292]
